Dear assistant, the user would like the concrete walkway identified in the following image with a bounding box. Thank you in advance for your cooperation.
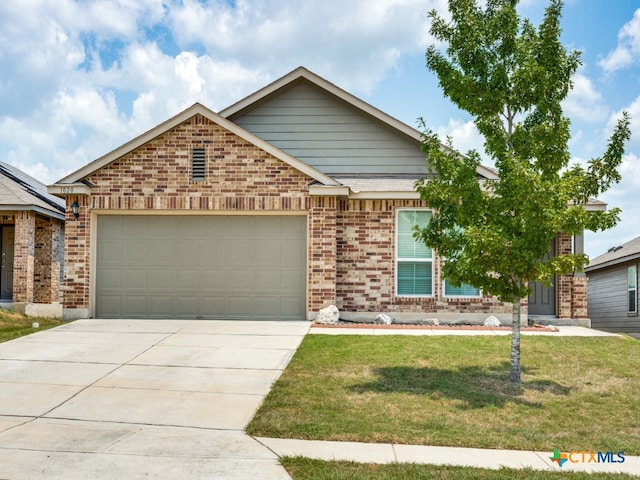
[0,319,309,479]
[0,321,636,478]
[309,324,622,336]
[256,437,640,475]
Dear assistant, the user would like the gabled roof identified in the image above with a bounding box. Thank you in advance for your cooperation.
[52,103,339,187]
[0,161,65,219]
[585,235,640,272]
[220,66,499,181]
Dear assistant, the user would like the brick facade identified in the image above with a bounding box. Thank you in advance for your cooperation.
[61,195,90,311]
[57,113,588,321]
[336,199,513,318]
[554,233,588,319]
[61,114,335,316]
[12,211,35,303]
[1,211,63,305]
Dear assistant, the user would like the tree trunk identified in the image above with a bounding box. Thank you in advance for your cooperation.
[510,296,522,383]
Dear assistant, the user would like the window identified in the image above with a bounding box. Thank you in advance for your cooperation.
[396,209,433,296]
[444,278,481,297]
[192,148,206,181]
[629,265,637,314]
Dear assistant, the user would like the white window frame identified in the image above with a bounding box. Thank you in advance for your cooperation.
[395,208,434,298]
[443,277,482,298]
[629,265,637,315]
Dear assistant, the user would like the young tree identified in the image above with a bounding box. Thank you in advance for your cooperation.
[416,0,631,383]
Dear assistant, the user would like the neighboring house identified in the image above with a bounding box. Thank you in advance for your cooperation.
[48,67,593,323]
[0,161,65,317]
[585,236,640,333]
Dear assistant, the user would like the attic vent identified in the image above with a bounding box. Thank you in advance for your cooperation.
[192,148,206,181]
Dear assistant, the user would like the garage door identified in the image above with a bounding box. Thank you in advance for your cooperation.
[96,215,307,319]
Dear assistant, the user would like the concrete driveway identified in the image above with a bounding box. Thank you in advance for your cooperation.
[0,319,310,479]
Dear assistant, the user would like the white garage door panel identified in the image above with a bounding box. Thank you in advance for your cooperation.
[96,215,307,319]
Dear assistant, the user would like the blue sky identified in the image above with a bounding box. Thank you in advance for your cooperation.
[0,0,639,259]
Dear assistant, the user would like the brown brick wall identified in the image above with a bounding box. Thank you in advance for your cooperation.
[12,211,35,303]
[34,217,52,303]
[2,212,62,305]
[336,199,512,316]
[555,233,587,319]
[571,276,588,319]
[62,195,91,310]
[62,115,320,313]
[308,196,338,312]
[33,217,64,304]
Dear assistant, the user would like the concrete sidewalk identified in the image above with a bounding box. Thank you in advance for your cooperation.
[256,437,640,475]
[310,325,621,336]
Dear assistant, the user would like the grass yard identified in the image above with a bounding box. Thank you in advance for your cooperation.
[248,334,640,454]
[0,308,63,343]
[281,457,639,480]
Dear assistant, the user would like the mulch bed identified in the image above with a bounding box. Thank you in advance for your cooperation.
[311,322,556,332]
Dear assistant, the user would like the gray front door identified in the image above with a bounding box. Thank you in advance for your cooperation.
[528,238,556,316]
[96,215,307,320]
[1,226,15,299]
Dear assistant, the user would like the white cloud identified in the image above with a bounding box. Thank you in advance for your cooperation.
[436,118,488,162]
[607,96,640,149]
[563,73,609,123]
[167,0,443,94]
[599,8,640,73]
[586,152,640,257]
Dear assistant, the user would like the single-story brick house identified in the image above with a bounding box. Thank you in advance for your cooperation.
[48,67,593,322]
[0,161,65,317]
[585,236,640,333]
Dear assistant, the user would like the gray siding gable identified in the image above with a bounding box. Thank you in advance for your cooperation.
[227,80,429,176]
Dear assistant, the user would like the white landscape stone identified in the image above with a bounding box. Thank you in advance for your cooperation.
[374,314,392,325]
[315,305,340,325]
[483,315,501,327]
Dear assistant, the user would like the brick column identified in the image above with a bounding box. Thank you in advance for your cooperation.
[34,217,52,303]
[51,220,63,303]
[308,196,337,316]
[12,211,36,303]
[556,233,573,318]
[62,195,91,317]
[571,276,588,319]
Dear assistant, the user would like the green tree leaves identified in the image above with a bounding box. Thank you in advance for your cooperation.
[418,0,631,382]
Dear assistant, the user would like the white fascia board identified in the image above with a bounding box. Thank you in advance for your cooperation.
[348,191,421,200]
[309,185,350,196]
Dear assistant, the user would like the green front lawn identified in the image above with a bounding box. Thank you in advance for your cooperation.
[248,334,640,454]
[0,309,63,343]
[282,457,638,480]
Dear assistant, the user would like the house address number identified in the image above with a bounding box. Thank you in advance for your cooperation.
[61,187,74,194]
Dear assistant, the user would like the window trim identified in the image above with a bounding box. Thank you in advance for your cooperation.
[629,265,637,315]
[395,208,434,298]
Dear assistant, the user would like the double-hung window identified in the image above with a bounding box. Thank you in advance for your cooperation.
[396,209,433,296]
[629,265,637,315]
[444,278,481,297]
